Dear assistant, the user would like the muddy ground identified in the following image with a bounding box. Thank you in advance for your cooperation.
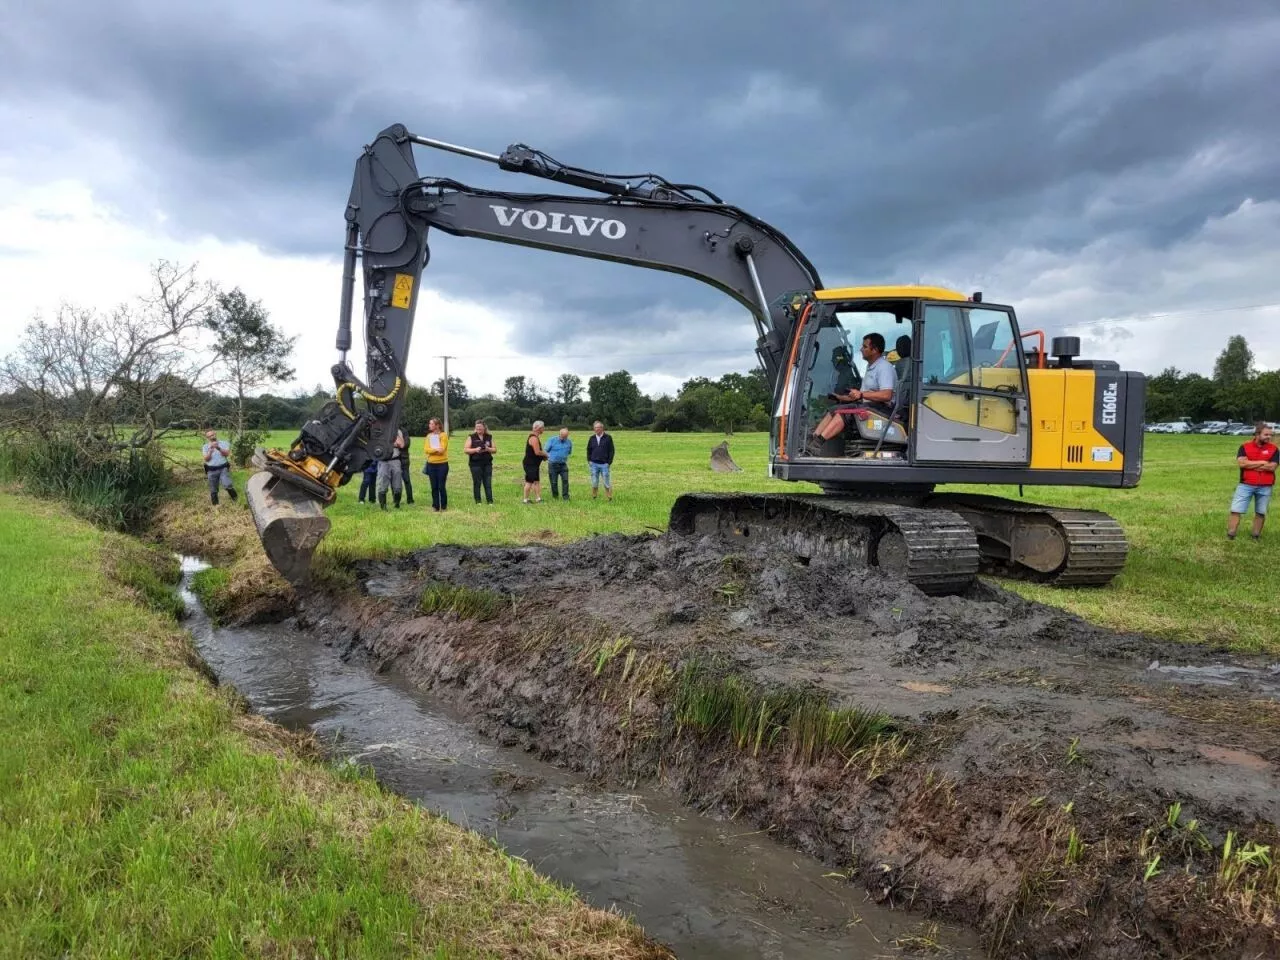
[223,526,1278,959]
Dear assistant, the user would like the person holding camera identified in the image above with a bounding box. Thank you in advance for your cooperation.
[201,429,238,505]
[463,418,496,504]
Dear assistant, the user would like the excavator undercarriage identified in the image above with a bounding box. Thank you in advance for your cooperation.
[669,490,1128,595]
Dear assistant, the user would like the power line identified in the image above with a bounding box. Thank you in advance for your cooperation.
[1067,300,1280,328]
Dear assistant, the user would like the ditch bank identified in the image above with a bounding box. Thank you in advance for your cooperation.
[281,531,1280,960]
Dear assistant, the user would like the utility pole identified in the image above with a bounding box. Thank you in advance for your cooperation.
[438,355,455,434]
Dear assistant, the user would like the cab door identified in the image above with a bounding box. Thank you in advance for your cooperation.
[911,302,1031,465]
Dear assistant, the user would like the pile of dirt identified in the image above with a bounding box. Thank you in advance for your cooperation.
[292,531,1279,959]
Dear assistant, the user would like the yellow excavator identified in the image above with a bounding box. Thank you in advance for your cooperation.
[246,124,1145,595]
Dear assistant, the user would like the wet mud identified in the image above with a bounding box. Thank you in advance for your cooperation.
[287,531,1279,959]
[181,557,982,959]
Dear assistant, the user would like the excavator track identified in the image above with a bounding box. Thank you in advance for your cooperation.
[927,492,1129,588]
[668,493,980,596]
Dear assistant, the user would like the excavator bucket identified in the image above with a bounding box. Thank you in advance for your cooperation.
[245,466,332,585]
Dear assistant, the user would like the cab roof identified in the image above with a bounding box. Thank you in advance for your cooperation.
[814,285,969,302]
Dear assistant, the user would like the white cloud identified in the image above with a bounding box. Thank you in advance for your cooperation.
[917,198,1280,375]
[0,176,765,404]
[0,177,541,399]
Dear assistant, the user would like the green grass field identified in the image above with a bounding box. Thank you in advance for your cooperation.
[168,430,1276,653]
[0,493,662,959]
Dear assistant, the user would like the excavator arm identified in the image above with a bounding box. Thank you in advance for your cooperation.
[247,123,822,582]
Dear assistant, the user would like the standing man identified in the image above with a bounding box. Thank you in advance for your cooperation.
[201,429,237,505]
[545,427,573,500]
[376,430,405,510]
[1227,422,1278,541]
[586,420,615,501]
[398,426,415,505]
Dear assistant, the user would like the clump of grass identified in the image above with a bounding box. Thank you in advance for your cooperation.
[103,540,184,620]
[419,580,509,621]
[672,656,897,765]
[190,566,233,622]
[1064,827,1087,866]
[1215,830,1277,918]
[2,434,170,532]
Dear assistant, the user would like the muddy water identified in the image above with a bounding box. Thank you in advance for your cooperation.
[179,557,984,960]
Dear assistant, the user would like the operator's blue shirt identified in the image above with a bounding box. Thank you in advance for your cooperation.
[544,436,573,463]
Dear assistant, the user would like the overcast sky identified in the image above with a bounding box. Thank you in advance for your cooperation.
[3,0,1278,401]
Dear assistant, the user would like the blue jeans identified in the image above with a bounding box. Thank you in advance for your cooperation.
[589,462,611,492]
[424,461,449,510]
[1231,483,1272,516]
[548,461,569,498]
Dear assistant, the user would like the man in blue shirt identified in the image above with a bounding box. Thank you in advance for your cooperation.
[544,427,574,500]
[201,429,238,505]
[808,333,898,454]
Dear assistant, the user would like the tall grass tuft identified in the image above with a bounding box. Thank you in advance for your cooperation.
[673,655,897,764]
[419,581,510,621]
[1,434,170,531]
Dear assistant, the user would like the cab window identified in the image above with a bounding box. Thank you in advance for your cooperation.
[967,308,1018,370]
[921,306,971,386]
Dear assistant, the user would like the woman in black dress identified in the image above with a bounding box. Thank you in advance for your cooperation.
[522,420,547,503]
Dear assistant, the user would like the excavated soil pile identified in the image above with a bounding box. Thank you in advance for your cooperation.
[293,531,1280,960]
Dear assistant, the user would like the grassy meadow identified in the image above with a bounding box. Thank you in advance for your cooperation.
[165,429,1275,653]
[0,493,665,959]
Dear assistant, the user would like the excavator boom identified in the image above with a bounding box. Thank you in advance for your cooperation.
[247,123,822,581]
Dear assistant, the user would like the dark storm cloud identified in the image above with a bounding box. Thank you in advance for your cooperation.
[4,0,1279,378]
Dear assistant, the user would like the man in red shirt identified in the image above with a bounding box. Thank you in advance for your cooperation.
[1227,422,1278,541]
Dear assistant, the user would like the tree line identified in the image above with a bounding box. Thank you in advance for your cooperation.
[0,261,775,445]
[1145,335,1280,423]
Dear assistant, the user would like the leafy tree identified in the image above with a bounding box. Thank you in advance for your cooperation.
[400,385,440,435]
[503,375,544,406]
[1213,335,1255,387]
[205,287,297,437]
[557,372,584,404]
[588,370,644,426]
[430,375,470,405]
[709,388,752,435]
[717,369,771,408]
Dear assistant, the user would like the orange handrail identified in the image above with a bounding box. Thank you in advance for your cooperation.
[775,301,814,461]
[997,328,1046,369]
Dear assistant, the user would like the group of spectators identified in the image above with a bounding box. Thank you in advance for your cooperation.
[355,418,616,510]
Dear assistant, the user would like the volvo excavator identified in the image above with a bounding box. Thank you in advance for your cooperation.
[246,123,1146,594]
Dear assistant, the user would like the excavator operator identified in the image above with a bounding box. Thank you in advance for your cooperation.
[808,333,898,452]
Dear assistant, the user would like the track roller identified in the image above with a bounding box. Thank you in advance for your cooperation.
[927,492,1129,587]
[668,493,980,596]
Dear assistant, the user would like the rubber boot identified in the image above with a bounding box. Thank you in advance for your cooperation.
[378,491,387,511]
[228,487,238,501]
[393,491,402,509]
